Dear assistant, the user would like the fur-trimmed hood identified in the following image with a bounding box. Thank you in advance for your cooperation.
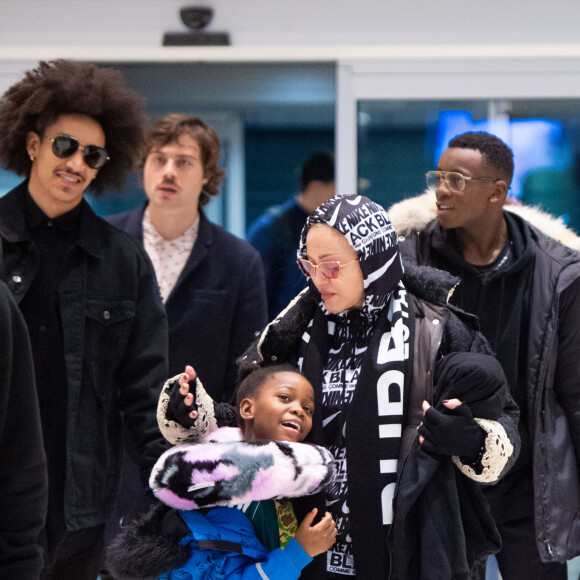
[106,502,191,580]
[388,190,580,252]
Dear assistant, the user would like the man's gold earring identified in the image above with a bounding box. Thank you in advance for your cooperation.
[30,155,36,162]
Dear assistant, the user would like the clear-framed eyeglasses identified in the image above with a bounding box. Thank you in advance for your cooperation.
[426,170,501,193]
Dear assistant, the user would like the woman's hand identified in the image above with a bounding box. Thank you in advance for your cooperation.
[418,399,485,461]
[418,399,461,445]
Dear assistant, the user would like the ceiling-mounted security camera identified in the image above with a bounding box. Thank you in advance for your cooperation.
[163,5,230,46]
[180,6,213,30]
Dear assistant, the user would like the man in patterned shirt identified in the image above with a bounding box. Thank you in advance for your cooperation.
[109,114,267,401]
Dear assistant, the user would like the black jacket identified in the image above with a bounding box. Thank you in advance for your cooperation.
[0,182,169,531]
[108,204,268,402]
[400,208,580,563]
[0,276,48,578]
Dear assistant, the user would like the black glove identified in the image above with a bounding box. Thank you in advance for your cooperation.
[418,403,486,462]
[166,377,198,428]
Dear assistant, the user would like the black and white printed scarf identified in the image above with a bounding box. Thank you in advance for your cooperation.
[296,195,414,578]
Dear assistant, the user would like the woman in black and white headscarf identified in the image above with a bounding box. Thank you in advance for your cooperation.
[159,194,520,580]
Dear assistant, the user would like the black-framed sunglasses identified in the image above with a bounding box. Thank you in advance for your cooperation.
[50,134,109,170]
[426,170,501,193]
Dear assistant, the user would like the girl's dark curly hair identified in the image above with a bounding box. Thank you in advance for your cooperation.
[234,363,307,427]
[235,363,304,406]
[145,114,226,207]
[0,59,146,195]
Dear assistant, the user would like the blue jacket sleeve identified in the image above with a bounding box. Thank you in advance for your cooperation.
[205,538,311,580]
[239,538,312,580]
[169,508,313,580]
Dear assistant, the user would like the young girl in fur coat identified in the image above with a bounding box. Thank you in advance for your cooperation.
[106,364,337,580]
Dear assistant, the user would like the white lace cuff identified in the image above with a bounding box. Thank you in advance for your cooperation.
[157,373,217,445]
[452,418,514,483]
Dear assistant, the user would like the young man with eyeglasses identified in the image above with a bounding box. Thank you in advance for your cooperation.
[0,59,169,580]
[391,131,580,579]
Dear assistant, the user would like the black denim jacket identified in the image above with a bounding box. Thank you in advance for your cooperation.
[0,181,169,530]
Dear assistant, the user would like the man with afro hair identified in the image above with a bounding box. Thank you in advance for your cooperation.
[0,59,169,579]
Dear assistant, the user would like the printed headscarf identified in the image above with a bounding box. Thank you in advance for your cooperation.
[298,194,404,309]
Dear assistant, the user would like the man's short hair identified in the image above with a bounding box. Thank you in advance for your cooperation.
[301,151,335,192]
[448,131,514,186]
[145,114,226,207]
[0,59,145,195]
[235,363,304,409]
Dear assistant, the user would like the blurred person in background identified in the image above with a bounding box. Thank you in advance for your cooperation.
[109,113,267,402]
[247,151,334,319]
[0,271,48,579]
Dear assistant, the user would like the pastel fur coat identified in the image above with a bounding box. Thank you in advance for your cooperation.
[106,428,336,580]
